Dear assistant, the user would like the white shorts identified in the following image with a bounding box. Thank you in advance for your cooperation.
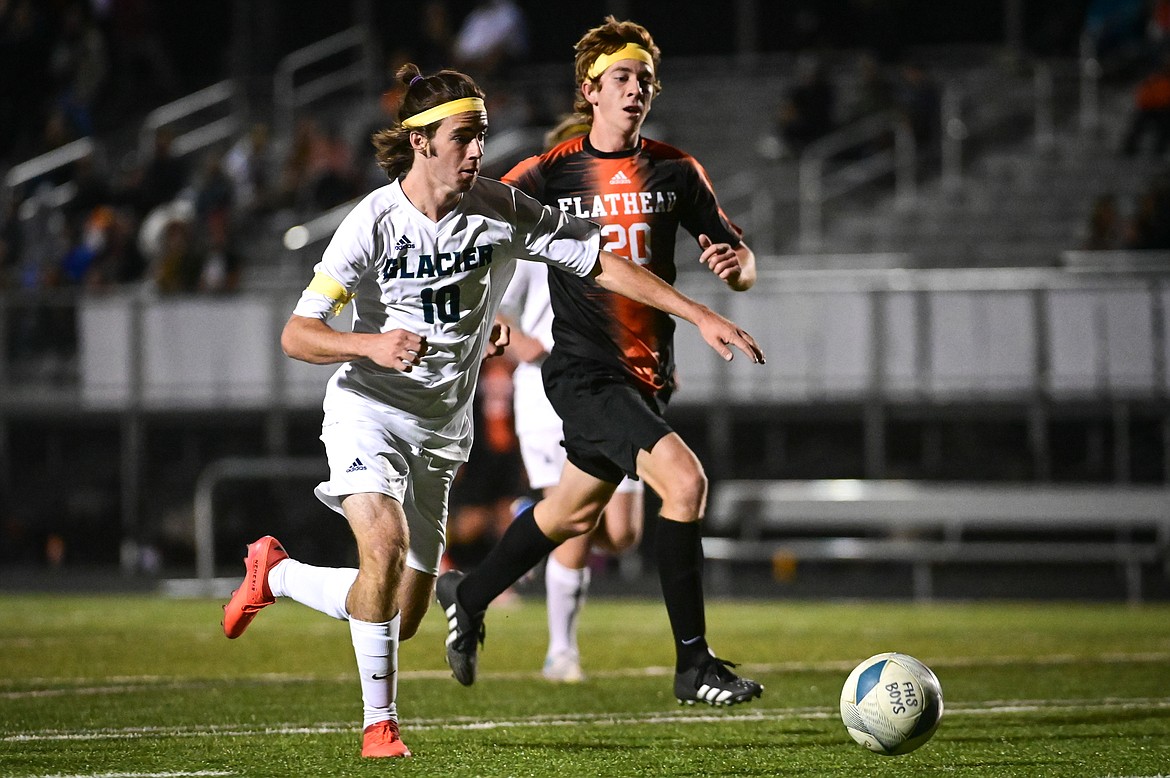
[518,425,643,495]
[315,410,457,576]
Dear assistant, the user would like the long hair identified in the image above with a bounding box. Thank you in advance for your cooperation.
[564,16,662,131]
[371,63,485,180]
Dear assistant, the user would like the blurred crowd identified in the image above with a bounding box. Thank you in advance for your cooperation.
[4,0,1170,383]
[762,51,943,161]
[0,0,540,296]
[1082,169,1170,250]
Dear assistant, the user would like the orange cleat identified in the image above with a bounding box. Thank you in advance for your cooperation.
[361,720,412,758]
[221,535,288,639]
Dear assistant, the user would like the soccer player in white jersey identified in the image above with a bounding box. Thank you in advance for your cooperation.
[220,62,764,759]
[500,240,644,684]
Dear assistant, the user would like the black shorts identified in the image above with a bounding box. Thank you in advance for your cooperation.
[541,350,673,485]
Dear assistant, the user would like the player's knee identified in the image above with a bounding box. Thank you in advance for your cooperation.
[660,471,707,520]
[360,534,409,579]
[606,523,642,553]
[561,510,602,539]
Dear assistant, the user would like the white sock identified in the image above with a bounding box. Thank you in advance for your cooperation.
[267,559,357,621]
[545,555,589,658]
[350,615,399,729]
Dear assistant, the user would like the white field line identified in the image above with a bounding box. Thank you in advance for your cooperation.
[5,698,1170,743]
[3,650,1169,699]
[33,773,234,778]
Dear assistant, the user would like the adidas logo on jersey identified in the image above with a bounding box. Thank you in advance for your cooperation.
[393,235,416,253]
[346,458,367,473]
[608,170,632,186]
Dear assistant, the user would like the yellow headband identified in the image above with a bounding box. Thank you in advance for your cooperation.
[586,43,655,79]
[401,97,486,129]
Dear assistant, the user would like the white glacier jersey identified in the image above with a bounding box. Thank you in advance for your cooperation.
[293,177,600,460]
[499,258,560,436]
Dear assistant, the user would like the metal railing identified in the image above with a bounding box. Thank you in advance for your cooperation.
[799,55,1087,251]
[1079,32,1102,135]
[4,137,95,192]
[717,170,778,255]
[3,265,1167,413]
[190,456,324,587]
[798,111,916,252]
[138,80,241,161]
[274,26,376,137]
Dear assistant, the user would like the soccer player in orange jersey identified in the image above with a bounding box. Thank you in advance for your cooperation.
[438,17,763,706]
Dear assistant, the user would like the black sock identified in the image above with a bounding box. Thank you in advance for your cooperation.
[458,504,557,615]
[655,516,710,671]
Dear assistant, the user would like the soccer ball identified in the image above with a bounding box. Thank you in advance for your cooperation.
[839,652,943,756]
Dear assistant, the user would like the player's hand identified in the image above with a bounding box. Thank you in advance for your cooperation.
[483,321,510,359]
[368,329,428,372]
[698,234,742,283]
[697,309,765,364]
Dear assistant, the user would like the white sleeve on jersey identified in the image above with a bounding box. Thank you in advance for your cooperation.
[292,193,378,321]
[507,183,599,278]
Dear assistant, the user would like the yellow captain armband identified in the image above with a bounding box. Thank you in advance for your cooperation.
[306,272,355,316]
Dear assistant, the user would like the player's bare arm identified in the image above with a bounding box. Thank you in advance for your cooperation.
[589,250,765,364]
[494,314,545,363]
[281,314,428,372]
[698,234,757,292]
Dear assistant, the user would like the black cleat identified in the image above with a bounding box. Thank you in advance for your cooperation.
[674,655,764,706]
[436,570,485,686]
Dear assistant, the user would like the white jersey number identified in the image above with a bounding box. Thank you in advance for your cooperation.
[601,222,651,266]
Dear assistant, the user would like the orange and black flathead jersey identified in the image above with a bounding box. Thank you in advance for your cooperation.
[503,134,742,396]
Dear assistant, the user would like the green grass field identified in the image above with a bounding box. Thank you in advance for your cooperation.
[2,594,1168,777]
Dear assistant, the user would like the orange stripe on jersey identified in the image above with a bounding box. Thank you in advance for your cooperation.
[588,151,666,394]
[502,134,740,397]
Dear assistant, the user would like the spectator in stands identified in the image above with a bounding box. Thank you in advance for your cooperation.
[193,149,234,222]
[87,206,145,286]
[54,207,104,287]
[0,196,21,289]
[277,116,341,214]
[894,61,941,152]
[49,1,109,138]
[199,209,242,293]
[132,126,190,217]
[774,54,837,158]
[1126,170,1170,248]
[1083,193,1126,250]
[151,214,204,294]
[308,123,361,211]
[846,52,895,124]
[64,150,113,222]
[452,0,529,82]
[1121,53,1170,156]
[224,123,274,220]
[1150,0,1170,50]
[416,0,455,73]
[190,149,243,292]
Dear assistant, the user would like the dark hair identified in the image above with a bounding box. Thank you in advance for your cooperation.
[371,63,486,180]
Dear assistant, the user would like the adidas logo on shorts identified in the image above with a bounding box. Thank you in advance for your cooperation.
[346,458,367,473]
[393,235,416,253]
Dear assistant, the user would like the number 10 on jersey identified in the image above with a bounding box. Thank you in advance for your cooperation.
[421,285,460,323]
